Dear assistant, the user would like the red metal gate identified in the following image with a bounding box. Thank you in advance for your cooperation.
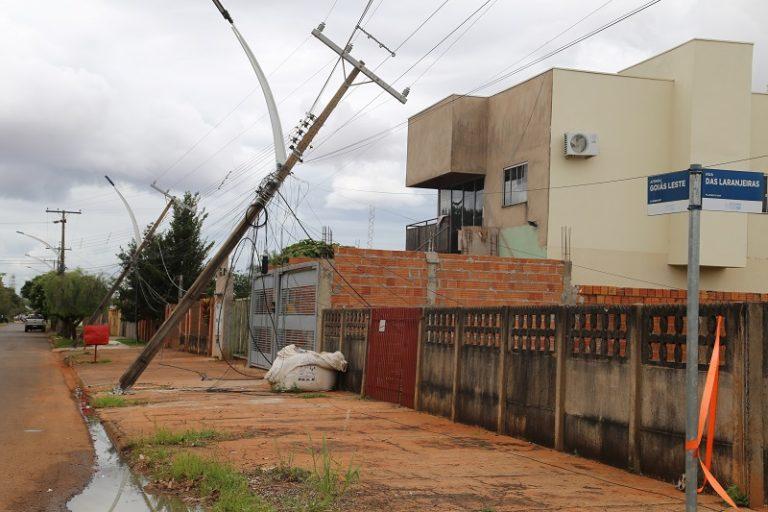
[364,308,421,408]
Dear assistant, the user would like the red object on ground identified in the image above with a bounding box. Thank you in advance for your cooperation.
[83,324,109,346]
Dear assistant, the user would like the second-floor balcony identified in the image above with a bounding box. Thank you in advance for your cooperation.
[405,216,453,253]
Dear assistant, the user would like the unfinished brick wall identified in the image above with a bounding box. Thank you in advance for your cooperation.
[578,285,768,305]
[321,247,566,308]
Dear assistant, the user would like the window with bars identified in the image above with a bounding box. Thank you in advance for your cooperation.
[503,163,528,207]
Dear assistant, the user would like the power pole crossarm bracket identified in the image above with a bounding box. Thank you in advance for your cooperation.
[312,26,409,104]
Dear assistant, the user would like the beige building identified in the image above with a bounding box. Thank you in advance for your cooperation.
[405,39,768,292]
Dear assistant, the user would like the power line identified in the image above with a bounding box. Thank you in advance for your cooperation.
[304,0,663,164]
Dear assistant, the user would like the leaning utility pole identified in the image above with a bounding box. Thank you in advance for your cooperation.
[118,19,408,391]
[46,209,81,274]
[86,199,175,326]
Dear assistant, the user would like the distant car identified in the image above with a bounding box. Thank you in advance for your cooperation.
[24,314,46,332]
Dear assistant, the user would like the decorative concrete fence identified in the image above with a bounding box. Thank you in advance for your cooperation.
[320,302,768,505]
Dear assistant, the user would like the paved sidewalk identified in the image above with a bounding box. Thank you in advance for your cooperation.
[71,347,741,511]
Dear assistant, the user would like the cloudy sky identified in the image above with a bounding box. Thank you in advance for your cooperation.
[1,0,766,290]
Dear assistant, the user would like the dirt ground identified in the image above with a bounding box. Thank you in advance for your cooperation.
[0,324,93,512]
[69,346,744,511]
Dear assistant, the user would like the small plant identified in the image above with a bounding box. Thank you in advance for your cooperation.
[297,393,328,399]
[308,435,360,506]
[90,394,145,408]
[726,484,749,506]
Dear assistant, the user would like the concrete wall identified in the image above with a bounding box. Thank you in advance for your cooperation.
[324,302,768,504]
[484,71,554,253]
[406,95,487,188]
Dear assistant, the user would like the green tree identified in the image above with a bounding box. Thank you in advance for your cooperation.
[233,272,251,299]
[0,282,25,319]
[41,270,107,339]
[116,192,213,323]
[21,273,51,315]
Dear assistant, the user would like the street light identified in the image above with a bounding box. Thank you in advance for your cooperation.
[16,230,56,251]
[105,176,141,244]
[24,253,55,270]
[211,0,287,167]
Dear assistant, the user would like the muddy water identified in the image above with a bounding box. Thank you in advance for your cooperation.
[67,398,197,512]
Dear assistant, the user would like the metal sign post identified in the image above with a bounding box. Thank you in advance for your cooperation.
[685,164,702,511]
[647,164,766,510]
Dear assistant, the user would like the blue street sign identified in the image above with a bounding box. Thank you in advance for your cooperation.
[647,170,689,215]
[702,169,765,213]
[647,169,766,215]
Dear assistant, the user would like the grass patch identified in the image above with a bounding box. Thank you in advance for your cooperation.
[129,434,360,512]
[117,337,146,346]
[52,336,77,348]
[297,393,328,400]
[90,394,145,408]
[137,427,224,448]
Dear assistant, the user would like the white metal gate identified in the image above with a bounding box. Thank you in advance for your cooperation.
[249,262,319,369]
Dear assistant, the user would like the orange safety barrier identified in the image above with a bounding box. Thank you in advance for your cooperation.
[684,316,737,509]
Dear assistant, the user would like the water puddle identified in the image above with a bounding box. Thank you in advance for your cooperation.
[67,390,199,512]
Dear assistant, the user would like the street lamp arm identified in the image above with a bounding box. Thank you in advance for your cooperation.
[16,231,56,251]
[211,0,287,167]
[105,175,142,244]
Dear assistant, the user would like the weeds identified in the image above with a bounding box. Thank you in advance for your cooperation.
[117,338,146,346]
[51,336,77,348]
[161,452,274,512]
[297,393,328,399]
[138,427,224,448]
[307,435,360,508]
[90,394,144,408]
[726,484,749,506]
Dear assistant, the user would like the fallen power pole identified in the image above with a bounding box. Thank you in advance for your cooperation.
[86,198,175,326]
[118,18,408,391]
[118,70,360,390]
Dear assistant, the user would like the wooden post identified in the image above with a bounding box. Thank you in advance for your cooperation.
[745,303,765,506]
[627,305,643,472]
[451,310,464,422]
[496,307,509,434]
[553,307,567,451]
[730,306,748,495]
[413,311,424,411]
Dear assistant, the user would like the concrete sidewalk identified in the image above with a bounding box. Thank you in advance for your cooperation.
[69,347,741,511]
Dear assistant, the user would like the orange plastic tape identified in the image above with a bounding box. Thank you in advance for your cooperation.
[684,316,737,509]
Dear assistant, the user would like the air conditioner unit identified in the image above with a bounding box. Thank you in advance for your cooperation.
[564,132,599,157]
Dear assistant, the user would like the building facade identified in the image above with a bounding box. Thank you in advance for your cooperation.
[405,39,768,293]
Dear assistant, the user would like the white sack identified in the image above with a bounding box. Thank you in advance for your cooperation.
[265,344,348,391]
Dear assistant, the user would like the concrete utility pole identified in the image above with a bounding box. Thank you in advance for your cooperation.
[86,199,175,326]
[685,164,703,511]
[45,209,81,274]
[117,17,408,391]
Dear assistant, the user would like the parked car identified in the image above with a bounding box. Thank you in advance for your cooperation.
[24,314,46,332]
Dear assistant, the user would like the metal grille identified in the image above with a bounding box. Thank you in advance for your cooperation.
[249,264,319,369]
[322,309,342,352]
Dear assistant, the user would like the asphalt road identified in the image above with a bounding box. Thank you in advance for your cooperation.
[0,323,93,512]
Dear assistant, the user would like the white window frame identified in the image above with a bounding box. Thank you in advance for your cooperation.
[503,162,528,207]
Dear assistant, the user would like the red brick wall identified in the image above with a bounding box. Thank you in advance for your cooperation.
[324,247,566,308]
[578,285,768,305]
